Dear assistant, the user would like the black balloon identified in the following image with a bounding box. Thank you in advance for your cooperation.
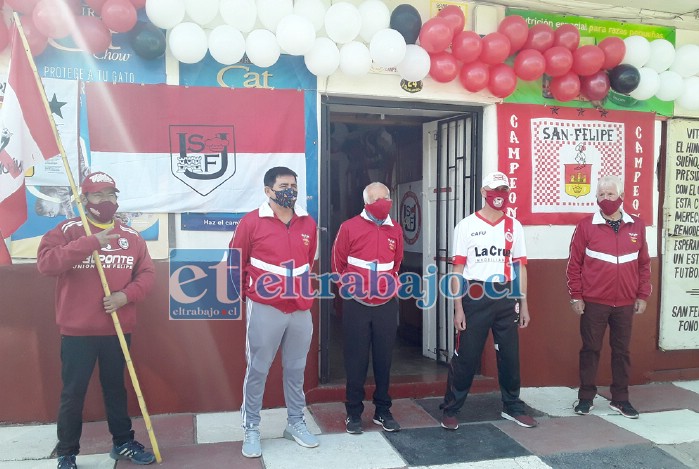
[129,22,166,60]
[608,64,640,95]
[390,4,422,45]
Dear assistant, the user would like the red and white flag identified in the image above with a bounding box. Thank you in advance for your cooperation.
[85,83,306,213]
[0,25,60,237]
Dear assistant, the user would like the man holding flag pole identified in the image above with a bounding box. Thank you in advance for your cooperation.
[0,13,162,469]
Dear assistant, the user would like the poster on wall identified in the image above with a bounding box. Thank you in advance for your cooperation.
[504,9,675,117]
[397,181,423,253]
[659,119,699,350]
[497,103,655,225]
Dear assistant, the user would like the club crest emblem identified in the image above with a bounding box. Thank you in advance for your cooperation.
[564,163,592,198]
[119,238,129,249]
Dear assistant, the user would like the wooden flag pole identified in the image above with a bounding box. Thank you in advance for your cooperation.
[11,13,162,463]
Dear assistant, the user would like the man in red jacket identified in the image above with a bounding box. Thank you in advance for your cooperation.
[229,167,319,458]
[37,172,155,469]
[331,182,404,434]
[567,175,651,419]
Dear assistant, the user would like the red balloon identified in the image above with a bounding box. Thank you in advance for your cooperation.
[479,32,511,65]
[101,0,137,33]
[523,23,554,52]
[33,0,75,39]
[544,46,573,77]
[550,72,581,102]
[572,45,605,76]
[20,15,48,56]
[419,17,452,54]
[0,19,9,53]
[73,16,112,54]
[553,24,580,51]
[459,61,489,92]
[429,51,459,83]
[437,5,465,37]
[598,36,626,70]
[129,0,146,8]
[452,31,482,64]
[488,63,517,98]
[6,0,40,15]
[580,70,610,101]
[514,48,545,81]
[498,15,528,53]
[86,0,108,14]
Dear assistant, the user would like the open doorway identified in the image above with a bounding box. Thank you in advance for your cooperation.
[319,97,483,385]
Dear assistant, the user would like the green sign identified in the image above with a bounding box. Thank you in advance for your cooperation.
[504,9,676,116]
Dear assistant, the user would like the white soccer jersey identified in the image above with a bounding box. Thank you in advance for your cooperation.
[452,212,527,281]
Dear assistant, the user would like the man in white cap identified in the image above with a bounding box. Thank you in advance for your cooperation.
[439,171,537,430]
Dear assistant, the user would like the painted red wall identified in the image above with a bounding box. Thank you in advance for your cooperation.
[1,258,698,424]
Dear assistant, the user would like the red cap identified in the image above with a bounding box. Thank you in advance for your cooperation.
[81,172,119,194]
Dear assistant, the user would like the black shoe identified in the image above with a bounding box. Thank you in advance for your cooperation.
[57,454,77,469]
[345,415,363,434]
[609,400,639,419]
[373,412,401,432]
[574,399,594,415]
[110,439,155,465]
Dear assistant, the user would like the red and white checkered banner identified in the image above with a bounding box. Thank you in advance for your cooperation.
[497,103,655,226]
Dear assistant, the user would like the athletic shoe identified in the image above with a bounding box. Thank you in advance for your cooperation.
[345,415,363,434]
[110,440,155,465]
[574,399,594,415]
[373,412,401,432]
[609,401,639,419]
[283,420,319,448]
[57,454,77,469]
[441,413,459,430]
[501,411,538,428]
[241,426,262,458]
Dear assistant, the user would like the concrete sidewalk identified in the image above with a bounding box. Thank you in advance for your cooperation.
[2,381,699,468]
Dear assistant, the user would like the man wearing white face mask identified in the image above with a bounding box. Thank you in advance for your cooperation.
[440,171,537,431]
[332,182,404,435]
[567,175,651,419]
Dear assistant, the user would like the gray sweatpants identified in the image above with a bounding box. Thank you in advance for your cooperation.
[241,299,313,428]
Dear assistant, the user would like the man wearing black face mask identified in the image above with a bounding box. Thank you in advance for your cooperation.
[567,175,651,419]
[37,172,156,468]
[331,182,404,434]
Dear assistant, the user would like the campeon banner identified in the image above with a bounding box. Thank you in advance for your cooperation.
[497,103,655,225]
[85,83,307,213]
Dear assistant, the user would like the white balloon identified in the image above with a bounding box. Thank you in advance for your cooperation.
[185,0,219,26]
[276,14,316,56]
[369,28,406,68]
[655,70,684,101]
[644,39,675,73]
[304,37,340,76]
[621,36,650,68]
[629,67,660,101]
[146,0,186,30]
[294,0,326,32]
[325,2,362,44]
[670,44,699,77]
[169,22,208,64]
[220,0,256,32]
[358,0,390,43]
[209,25,245,65]
[397,44,430,81]
[339,41,371,76]
[676,76,699,110]
[257,0,293,31]
[246,29,281,68]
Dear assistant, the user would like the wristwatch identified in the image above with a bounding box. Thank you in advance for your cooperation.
[570,299,580,304]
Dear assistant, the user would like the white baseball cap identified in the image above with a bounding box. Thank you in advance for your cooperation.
[482,171,510,189]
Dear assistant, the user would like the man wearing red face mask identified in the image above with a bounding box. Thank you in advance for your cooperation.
[440,171,538,430]
[38,172,156,469]
[331,182,404,434]
[567,175,651,419]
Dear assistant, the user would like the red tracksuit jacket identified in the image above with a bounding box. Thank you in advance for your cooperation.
[331,211,404,305]
[37,218,155,335]
[229,202,317,313]
[567,211,651,307]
